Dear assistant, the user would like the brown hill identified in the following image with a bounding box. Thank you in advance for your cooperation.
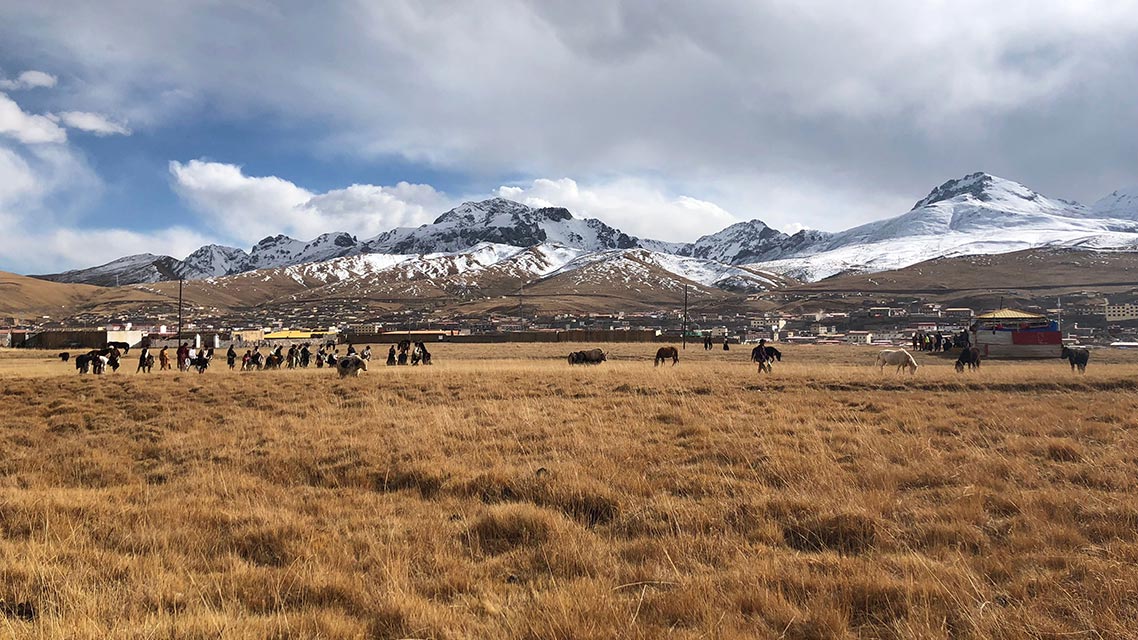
[0,271,165,318]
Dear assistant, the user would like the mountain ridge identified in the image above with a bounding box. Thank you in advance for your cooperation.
[29,172,1138,287]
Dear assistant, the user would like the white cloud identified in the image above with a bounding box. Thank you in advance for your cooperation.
[169,160,453,245]
[0,226,212,275]
[54,111,131,136]
[0,70,57,90]
[496,178,740,242]
[0,92,67,144]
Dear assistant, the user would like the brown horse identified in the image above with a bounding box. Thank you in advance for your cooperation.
[654,346,679,367]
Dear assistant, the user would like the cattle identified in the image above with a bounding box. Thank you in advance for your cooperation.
[337,354,368,378]
[954,347,981,373]
[58,352,70,362]
[568,348,607,365]
[1061,346,1090,374]
[654,346,679,367]
[876,348,918,374]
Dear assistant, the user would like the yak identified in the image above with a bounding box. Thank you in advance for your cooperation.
[568,348,607,365]
[1060,346,1090,374]
[955,347,981,373]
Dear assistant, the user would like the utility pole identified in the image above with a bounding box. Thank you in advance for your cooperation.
[682,284,688,350]
[177,278,184,342]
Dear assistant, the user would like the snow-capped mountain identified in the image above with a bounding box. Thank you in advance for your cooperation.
[35,253,209,286]
[678,219,833,264]
[186,241,790,308]
[362,198,641,255]
[182,244,250,277]
[751,173,1138,280]
[31,175,1138,289]
[1091,188,1138,220]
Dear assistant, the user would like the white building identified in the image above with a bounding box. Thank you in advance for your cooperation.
[1104,302,1138,321]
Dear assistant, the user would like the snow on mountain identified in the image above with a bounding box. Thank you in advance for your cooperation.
[753,173,1138,280]
[546,248,789,294]
[34,253,205,287]
[182,244,250,277]
[1091,188,1138,221]
[363,198,641,255]
[678,219,833,264]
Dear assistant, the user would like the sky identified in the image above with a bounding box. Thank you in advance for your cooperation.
[1,0,1137,274]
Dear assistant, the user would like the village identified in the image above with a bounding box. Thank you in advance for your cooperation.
[4,294,1138,353]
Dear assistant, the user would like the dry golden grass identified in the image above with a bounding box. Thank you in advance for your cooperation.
[2,343,1138,639]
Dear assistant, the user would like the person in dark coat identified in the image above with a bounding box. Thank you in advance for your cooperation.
[226,345,237,369]
[387,345,397,366]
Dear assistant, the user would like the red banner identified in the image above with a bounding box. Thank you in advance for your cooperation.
[1011,331,1062,345]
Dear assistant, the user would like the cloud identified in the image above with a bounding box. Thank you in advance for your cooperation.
[53,111,131,136]
[169,160,453,245]
[497,178,740,241]
[0,69,57,90]
[0,92,67,144]
[5,1,1136,204]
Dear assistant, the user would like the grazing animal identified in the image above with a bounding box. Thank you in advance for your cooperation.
[264,353,283,369]
[337,354,368,378]
[568,348,607,365]
[74,354,93,374]
[1060,346,1090,374]
[654,346,679,367]
[750,346,782,363]
[58,352,70,362]
[876,349,919,374]
[105,341,131,354]
[955,347,981,373]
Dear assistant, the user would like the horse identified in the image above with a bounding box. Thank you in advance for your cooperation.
[337,354,368,378]
[654,346,679,367]
[954,347,981,373]
[58,352,70,362]
[106,341,131,354]
[1060,346,1090,374]
[191,354,210,374]
[750,346,782,363]
[74,354,93,374]
[876,349,918,374]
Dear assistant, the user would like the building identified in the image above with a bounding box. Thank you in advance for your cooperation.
[971,309,1062,359]
[845,330,875,345]
[1104,301,1138,321]
[944,308,974,320]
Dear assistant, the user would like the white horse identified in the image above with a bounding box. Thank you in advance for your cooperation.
[337,354,368,378]
[876,349,918,374]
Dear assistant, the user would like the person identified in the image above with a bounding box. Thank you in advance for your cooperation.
[723,338,730,351]
[300,344,311,367]
[227,345,237,369]
[136,345,151,373]
[361,346,371,361]
[242,350,251,370]
[326,351,337,367]
[176,342,189,371]
[287,344,298,369]
[159,346,171,371]
[387,345,397,366]
[346,343,357,356]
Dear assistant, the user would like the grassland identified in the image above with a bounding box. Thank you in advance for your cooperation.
[1,343,1137,639]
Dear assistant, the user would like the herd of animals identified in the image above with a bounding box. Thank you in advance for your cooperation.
[56,341,1094,376]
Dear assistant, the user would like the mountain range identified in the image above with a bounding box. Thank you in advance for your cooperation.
[30,173,1138,293]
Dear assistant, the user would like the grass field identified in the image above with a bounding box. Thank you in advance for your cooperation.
[2,343,1137,639]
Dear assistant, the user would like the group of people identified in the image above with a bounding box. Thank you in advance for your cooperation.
[112,340,436,374]
[702,335,730,351]
[386,341,432,366]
